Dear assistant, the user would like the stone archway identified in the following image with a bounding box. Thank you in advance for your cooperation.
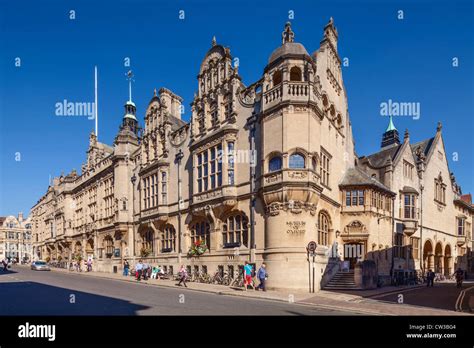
[423,240,434,272]
[434,242,443,274]
[74,241,82,257]
[86,239,94,258]
[444,244,452,276]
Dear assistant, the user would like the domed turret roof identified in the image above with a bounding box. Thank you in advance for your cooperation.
[268,22,310,65]
[268,42,309,64]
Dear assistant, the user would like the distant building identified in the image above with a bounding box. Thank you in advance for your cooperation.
[31,20,473,290]
[0,213,33,262]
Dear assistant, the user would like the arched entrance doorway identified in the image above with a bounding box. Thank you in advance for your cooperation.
[74,241,82,258]
[434,242,443,274]
[423,240,434,272]
[85,239,94,260]
[444,244,452,276]
[343,242,365,269]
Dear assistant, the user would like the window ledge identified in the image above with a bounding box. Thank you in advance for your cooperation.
[223,242,242,249]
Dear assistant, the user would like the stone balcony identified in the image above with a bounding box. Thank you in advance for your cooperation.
[286,81,310,101]
[457,235,467,247]
[192,186,238,205]
[402,219,418,236]
[263,84,282,110]
[262,81,312,112]
[262,169,320,187]
[139,205,169,221]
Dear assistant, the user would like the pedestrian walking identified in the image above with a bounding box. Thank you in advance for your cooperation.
[255,263,268,291]
[2,258,7,272]
[142,262,149,281]
[243,261,254,291]
[87,258,92,272]
[454,268,464,288]
[135,260,143,281]
[151,266,159,279]
[426,269,435,287]
[176,265,188,287]
[123,260,130,276]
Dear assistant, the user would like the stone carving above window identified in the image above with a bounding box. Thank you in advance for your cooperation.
[344,220,367,234]
[266,201,316,216]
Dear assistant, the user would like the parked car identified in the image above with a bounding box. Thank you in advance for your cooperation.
[31,261,50,271]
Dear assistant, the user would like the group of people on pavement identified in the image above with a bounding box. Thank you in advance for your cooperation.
[174,261,269,291]
[243,261,269,291]
[68,259,93,272]
[425,267,465,288]
[2,257,12,271]
[126,259,167,281]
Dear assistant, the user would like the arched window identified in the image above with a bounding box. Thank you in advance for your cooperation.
[272,70,282,86]
[161,225,176,252]
[322,94,329,108]
[104,236,114,258]
[289,153,305,169]
[318,212,330,246]
[142,230,154,255]
[269,155,282,172]
[330,105,336,118]
[190,221,210,248]
[290,66,302,81]
[222,213,249,248]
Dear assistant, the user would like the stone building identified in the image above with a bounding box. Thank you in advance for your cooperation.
[31,20,473,290]
[0,213,33,262]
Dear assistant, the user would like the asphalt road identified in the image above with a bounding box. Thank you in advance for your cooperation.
[372,282,474,313]
[0,266,360,316]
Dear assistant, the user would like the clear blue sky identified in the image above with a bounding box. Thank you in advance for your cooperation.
[0,0,473,216]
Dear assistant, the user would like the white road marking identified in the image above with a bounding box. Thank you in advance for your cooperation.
[455,285,474,312]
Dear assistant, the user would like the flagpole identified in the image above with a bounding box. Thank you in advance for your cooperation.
[95,66,98,138]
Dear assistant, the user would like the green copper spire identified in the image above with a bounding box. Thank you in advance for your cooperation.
[385,115,397,132]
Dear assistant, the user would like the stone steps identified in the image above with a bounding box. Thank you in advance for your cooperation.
[323,270,361,290]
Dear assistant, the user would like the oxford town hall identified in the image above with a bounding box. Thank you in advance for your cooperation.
[31,20,473,291]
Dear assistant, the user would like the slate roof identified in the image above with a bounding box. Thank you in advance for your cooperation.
[364,144,401,168]
[362,136,435,169]
[167,114,187,131]
[410,137,435,157]
[339,166,394,194]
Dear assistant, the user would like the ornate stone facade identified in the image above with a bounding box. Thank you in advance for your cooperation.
[0,213,32,262]
[31,20,473,290]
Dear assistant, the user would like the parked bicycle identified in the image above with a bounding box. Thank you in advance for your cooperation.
[230,271,244,288]
[210,270,232,285]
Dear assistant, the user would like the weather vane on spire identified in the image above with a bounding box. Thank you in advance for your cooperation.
[126,70,134,103]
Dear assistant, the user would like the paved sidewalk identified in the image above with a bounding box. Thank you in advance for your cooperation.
[23,265,470,316]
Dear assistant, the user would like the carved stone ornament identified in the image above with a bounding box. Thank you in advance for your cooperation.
[344,220,367,234]
[288,171,307,179]
[265,201,316,216]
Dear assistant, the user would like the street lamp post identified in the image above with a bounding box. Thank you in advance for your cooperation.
[390,196,395,284]
[249,121,256,262]
[175,150,184,263]
[131,173,137,261]
[419,184,424,275]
